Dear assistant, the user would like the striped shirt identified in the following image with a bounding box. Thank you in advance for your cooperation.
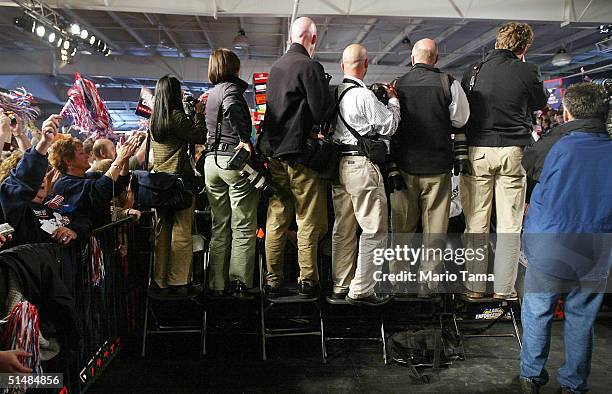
[332,75,400,146]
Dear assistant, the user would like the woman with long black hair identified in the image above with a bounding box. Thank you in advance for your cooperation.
[150,75,206,296]
[204,49,258,298]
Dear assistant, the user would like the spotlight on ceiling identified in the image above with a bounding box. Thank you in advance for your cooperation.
[551,48,572,67]
[63,39,71,50]
[232,29,250,49]
[80,29,88,40]
[35,25,45,37]
[48,32,56,43]
[89,35,96,45]
[70,23,80,35]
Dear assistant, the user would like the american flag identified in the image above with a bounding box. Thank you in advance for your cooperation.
[45,195,64,210]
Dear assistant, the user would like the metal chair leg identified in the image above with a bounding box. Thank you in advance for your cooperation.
[141,295,149,357]
[201,310,207,355]
[510,304,522,349]
[320,307,327,364]
[381,317,388,364]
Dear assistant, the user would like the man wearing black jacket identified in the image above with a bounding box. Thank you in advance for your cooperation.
[460,22,547,300]
[391,38,470,297]
[257,17,331,297]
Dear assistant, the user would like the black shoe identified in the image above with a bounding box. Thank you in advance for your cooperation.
[230,280,255,300]
[330,291,349,300]
[205,288,226,298]
[169,284,189,297]
[518,378,540,394]
[299,281,320,298]
[345,293,391,307]
[149,282,169,297]
[265,284,287,299]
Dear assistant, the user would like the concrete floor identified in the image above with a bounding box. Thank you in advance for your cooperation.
[88,303,612,394]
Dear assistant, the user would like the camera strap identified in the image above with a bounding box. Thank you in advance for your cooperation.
[214,103,224,170]
[336,79,371,145]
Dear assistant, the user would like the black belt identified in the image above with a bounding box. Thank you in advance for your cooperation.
[340,151,364,157]
[338,144,364,157]
[207,142,238,152]
[338,144,360,152]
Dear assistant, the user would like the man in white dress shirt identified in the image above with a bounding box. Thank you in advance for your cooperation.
[331,44,400,306]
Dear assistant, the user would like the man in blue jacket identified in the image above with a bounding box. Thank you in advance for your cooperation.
[519,82,612,394]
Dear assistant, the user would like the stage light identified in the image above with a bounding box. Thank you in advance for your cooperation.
[61,48,67,55]
[71,47,77,56]
[57,37,63,48]
[89,35,96,45]
[63,39,71,50]
[70,23,80,35]
[36,25,45,37]
[80,29,88,39]
[48,32,56,43]
[105,49,111,56]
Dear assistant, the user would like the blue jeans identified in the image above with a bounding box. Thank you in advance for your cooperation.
[520,265,605,392]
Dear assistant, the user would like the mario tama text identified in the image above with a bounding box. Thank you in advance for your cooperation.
[373,270,494,283]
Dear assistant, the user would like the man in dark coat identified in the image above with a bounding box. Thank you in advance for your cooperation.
[257,17,331,297]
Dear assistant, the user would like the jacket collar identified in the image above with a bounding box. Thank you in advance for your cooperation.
[411,63,440,72]
[487,48,520,61]
[215,76,249,93]
[551,118,606,135]
[287,43,310,57]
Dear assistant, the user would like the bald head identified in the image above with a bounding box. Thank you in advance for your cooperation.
[411,38,438,66]
[290,17,318,57]
[92,138,116,160]
[341,44,369,80]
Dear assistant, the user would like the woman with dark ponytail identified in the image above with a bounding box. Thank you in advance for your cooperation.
[150,75,206,296]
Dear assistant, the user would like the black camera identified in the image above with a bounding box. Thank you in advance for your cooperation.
[386,161,406,193]
[369,83,390,105]
[183,95,200,118]
[594,78,612,139]
[227,148,285,199]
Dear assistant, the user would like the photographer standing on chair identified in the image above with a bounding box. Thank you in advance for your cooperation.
[204,48,258,298]
[460,22,547,300]
[150,75,206,296]
[391,38,470,297]
[331,44,400,306]
[257,17,331,298]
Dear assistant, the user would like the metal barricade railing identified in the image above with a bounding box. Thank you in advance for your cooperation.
[50,214,152,393]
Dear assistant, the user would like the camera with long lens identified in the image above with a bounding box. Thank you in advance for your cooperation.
[369,83,390,105]
[593,78,612,139]
[227,148,285,199]
[183,94,200,118]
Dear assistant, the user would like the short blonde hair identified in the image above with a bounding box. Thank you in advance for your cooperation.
[495,22,534,54]
[208,48,240,84]
[0,150,24,183]
[49,137,82,174]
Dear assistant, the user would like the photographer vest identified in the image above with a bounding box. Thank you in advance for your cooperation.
[392,63,454,175]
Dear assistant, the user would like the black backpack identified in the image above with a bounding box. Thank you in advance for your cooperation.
[389,327,463,383]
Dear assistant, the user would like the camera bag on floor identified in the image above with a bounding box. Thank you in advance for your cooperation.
[389,327,463,383]
[131,131,194,210]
